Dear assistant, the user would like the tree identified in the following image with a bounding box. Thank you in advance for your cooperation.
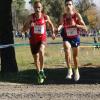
[74,0,95,25]
[48,0,64,25]
[29,0,64,25]
[29,0,95,25]
[12,0,27,30]
[74,0,94,14]
[0,0,18,73]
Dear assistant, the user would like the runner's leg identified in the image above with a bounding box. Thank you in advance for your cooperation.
[39,44,45,71]
[72,47,80,81]
[33,53,40,72]
[63,41,73,79]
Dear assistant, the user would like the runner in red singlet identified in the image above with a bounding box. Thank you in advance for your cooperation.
[22,1,55,84]
[57,0,87,81]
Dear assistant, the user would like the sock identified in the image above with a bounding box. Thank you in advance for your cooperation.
[68,65,72,69]
[40,69,44,72]
[75,67,78,69]
[74,67,79,71]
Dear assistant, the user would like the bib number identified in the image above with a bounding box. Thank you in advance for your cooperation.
[34,25,45,34]
[66,28,77,36]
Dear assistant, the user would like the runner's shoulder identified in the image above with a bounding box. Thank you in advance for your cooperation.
[43,14,49,20]
[75,12,82,18]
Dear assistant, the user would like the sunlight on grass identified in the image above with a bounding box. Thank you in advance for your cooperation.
[14,37,100,71]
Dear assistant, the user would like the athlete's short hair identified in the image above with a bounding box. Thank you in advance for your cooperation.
[65,0,73,4]
[34,0,41,6]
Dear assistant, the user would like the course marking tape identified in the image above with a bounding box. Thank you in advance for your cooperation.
[0,42,100,48]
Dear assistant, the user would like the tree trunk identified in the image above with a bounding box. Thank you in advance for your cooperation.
[0,0,18,73]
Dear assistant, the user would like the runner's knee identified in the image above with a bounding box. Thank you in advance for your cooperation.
[40,44,45,52]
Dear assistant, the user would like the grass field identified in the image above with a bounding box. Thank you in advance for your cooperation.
[14,36,100,71]
[0,37,100,100]
[0,36,100,84]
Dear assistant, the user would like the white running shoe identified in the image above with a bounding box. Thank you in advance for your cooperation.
[66,68,73,79]
[74,68,80,81]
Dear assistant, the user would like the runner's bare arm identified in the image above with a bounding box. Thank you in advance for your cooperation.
[76,13,87,31]
[22,15,32,33]
[46,15,55,33]
[46,15,55,39]
[58,16,63,32]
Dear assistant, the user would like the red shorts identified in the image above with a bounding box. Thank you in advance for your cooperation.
[30,41,46,54]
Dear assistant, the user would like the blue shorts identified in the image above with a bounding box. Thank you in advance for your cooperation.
[60,28,80,47]
[63,36,80,47]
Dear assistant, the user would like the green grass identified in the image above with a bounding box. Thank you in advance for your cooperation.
[14,36,100,70]
[0,36,100,84]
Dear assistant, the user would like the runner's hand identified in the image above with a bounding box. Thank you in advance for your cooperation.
[51,33,55,40]
[54,28,58,34]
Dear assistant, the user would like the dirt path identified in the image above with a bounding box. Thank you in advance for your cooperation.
[0,82,100,100]
[0,66,100,100]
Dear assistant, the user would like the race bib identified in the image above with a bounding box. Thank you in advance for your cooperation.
[34,25,45,34]
[66,28,77,36]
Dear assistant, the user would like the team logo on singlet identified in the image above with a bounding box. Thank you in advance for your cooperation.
[66,28,77,36]
[34,24,45,34]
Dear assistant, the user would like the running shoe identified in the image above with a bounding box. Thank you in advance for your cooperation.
[74,68,80,81]
[40,70,46,79]
[37,72,44,84]
[66,68,73,79]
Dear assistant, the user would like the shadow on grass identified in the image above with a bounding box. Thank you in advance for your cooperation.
[0,67,100,84]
